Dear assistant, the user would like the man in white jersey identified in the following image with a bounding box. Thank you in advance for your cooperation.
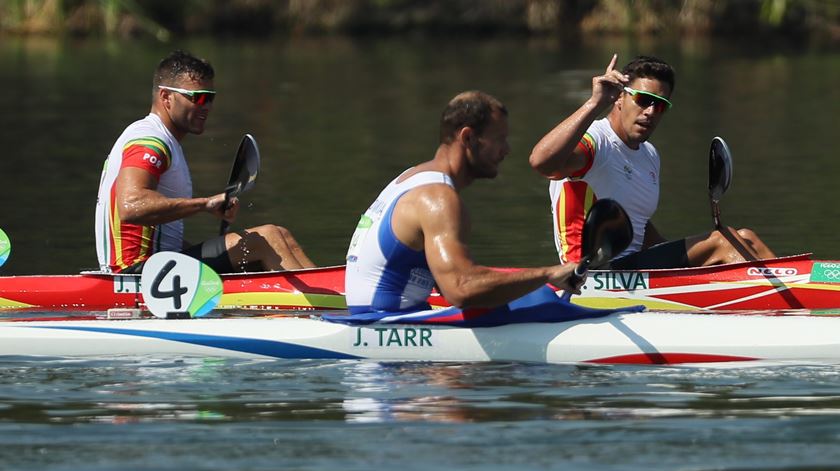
[95,50,314,273]
[529,55,775,269]
[345,91,580,314]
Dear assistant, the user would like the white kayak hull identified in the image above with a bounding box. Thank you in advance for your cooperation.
[2,312,840,365]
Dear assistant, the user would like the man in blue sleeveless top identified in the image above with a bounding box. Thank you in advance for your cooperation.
[345,91,581,314]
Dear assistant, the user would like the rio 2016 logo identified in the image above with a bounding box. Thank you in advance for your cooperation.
[809,263,840,283]
[0,228,10,267]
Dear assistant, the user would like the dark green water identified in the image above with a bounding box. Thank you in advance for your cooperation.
[1,35,838,275]
[3,358,840,471]
[2,36,840,471]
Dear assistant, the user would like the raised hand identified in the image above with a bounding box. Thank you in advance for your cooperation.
[591,54,629,111]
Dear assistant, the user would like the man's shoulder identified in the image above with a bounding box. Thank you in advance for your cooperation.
[397,183,464,236]
[400,182,462,217]
[587,118,612,137]
[639,141,661,161]
[121,114,164,134]
[406,180,459,200]
[118,116,175,159]
[579,118,613,154]
[119,115,171,142]
[396,169,455,188]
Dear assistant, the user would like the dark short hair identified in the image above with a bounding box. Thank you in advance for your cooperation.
[622,56,675,93]
[153,50,214,88]
[439,91,507,144]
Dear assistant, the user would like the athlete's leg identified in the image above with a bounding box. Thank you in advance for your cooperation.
[685,227,775,266]
[272,225,316,268]
[225,224,315,271]
[734,228,776,260]
[182,235,235,273]
[609,239,689,269]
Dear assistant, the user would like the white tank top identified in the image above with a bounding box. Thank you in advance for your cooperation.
[345,170,455,314]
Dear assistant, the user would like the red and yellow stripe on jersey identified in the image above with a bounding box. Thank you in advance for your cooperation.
[554,132,598,263]
[120,137,171,178]
[555,181,596,263]
[572,132,596,178]
[107,137,172,271]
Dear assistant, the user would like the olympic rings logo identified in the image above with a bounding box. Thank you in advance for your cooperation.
[820,269,840,280]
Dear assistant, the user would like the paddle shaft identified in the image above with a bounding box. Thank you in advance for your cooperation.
[219,184,238,236]
[559,198,633,301]
[567,258,591,291]
[560,258,594,302]
[711,200,722,231]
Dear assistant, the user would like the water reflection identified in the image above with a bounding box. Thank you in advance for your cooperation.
[6,355,840,426]
[5,357,840,469]
[339,361,840,424]
[342,362,477,423]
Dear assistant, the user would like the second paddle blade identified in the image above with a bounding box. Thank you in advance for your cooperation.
[227,134,261,198]
[709,136,733,203]
[220,134,261,235]
[581,198,633,269]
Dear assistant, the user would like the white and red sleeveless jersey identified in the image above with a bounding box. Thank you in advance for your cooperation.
[94,113,192,272]
[548,118,660,262]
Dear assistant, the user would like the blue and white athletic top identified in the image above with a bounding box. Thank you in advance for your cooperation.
[345,170,455,314]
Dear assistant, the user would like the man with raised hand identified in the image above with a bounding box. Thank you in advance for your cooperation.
[529,55,775,269]
[95,50,314,274]
[345,91,580,315]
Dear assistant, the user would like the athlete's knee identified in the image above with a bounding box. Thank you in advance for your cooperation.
[253,224,304,250]
[736,228,759,242]
[736,227,775,258]
[237,229,271,250]
[250,224,286,241]
[709,229,729,248]
[274,225,295,241]
[276,225,306,252]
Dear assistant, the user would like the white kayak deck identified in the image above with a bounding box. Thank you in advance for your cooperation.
[2,311,839,365]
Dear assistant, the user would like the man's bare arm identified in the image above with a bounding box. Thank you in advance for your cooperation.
[529,54,629,178]
[115,167,237,226]
[405,185,578,309]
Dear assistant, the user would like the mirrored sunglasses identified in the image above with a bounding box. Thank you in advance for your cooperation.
[158,85,216,106]
[623,86,672,113]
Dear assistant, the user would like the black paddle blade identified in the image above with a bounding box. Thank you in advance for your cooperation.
[226,134,260,199]
[581,198,633,269]
[709,136,732,203]
[220,134,261,235]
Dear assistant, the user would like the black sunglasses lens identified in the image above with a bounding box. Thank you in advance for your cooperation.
[634,94,652,108]
[194,93,214,106]
[632,94,666,112]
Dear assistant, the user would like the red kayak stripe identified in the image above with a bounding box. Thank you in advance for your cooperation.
[2,315,99,322]
[586,352,758,365]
